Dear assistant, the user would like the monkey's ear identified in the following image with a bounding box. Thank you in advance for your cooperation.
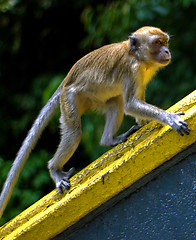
[129,34,140,52]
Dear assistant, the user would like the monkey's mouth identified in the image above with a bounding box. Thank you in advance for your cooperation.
[159,58,170,65]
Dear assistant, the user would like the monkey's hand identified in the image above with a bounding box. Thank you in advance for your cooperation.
[56,167,75,193]
[166,112,191,136]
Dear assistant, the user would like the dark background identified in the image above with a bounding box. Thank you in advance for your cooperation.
[0,0,196,224]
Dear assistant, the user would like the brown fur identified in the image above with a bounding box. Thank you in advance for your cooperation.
[0,27,190,219]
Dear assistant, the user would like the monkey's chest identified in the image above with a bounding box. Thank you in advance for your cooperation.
[134,66,157,100]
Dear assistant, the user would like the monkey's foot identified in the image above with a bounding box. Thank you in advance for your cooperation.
[104,125,142,147]
[114,125,142,144]
[56,167,75,194]
[121,125,142,138]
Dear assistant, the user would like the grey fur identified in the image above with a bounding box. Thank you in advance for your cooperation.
[0,84,62,219]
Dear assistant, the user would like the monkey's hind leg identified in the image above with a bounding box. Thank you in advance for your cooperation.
[100,96,134,147]
[48,93,82,193]
[100,96,141,147]
[48,118,81,193]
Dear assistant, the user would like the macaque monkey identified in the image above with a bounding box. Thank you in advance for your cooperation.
[0,26,190,219]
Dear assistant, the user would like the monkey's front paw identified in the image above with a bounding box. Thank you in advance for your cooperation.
[169,112,191,136]
[56,167,75,193]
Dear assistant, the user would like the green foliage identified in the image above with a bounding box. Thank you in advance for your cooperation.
[0,0,18,11]
[0,0,196,224]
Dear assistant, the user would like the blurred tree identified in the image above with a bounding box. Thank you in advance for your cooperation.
[0,0,18,11]
[0,0,196,224]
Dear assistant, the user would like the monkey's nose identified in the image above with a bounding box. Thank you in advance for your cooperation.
[163,46,171,58]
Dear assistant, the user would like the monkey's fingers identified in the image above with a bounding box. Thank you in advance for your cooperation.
[172,112,190,136]
[177,121,191,136]
[176,112,185,116]
[179,120,188,127]
[58,185,64,194]
[57,178,71,193]
[180,123,191,135]
[56,168,75,193]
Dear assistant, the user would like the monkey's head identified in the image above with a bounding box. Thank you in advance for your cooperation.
[129,26,171,67]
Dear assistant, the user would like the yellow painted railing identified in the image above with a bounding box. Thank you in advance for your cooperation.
[1,90,196,240]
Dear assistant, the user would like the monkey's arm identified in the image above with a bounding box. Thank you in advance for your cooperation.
[124,96,190,136]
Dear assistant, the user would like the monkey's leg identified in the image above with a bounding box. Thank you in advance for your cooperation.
[48,92,82,193]
[100,96,124,147]
[100,96,141,147]
[48,126,81,193]
[100,96,133,146]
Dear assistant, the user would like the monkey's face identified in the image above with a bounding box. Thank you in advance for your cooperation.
[129,26,171,67]
[149,37,171,66]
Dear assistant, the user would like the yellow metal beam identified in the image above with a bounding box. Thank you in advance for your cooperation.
[1,90,196,240]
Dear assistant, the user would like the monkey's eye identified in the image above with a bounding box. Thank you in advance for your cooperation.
[155,39,163,45]
[154,39,168,46]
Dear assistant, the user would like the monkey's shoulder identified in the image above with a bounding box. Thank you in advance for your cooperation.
[64,39,147,91]
[77,40,130,66]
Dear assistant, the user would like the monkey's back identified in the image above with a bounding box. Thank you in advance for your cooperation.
[64,40,131,86]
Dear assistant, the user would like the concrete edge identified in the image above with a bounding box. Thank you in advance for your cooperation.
[0,90,196,240]
[55,141,196,239]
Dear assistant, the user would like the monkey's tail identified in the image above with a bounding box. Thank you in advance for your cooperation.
[0,84,62,219]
